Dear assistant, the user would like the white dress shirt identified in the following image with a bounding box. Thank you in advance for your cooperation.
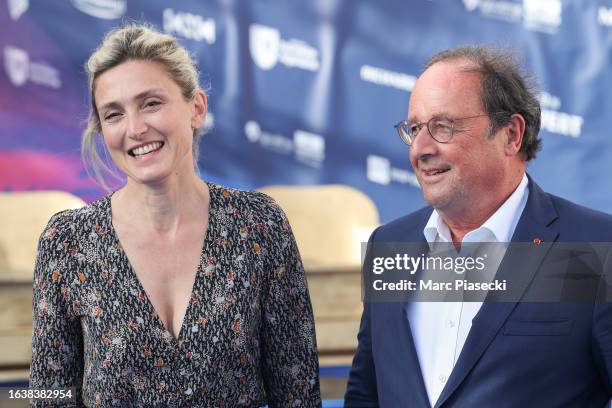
[406,173,529,407]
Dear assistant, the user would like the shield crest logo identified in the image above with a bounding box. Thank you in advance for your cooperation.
[4,46,29,87]
[463,0,480,11]
[249,24,280,71]
[8,0,29,20]
[244,121,262,143]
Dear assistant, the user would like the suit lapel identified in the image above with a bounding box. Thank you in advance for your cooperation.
[434,178,560,408]
[385,300,431,407]
[404,240,431,407]
[389,231,431,406]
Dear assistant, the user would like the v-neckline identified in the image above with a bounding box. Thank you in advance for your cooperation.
[105,182,217,344]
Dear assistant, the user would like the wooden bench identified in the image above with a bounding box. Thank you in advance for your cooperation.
[259,185,379,366]
[0,191,85,380]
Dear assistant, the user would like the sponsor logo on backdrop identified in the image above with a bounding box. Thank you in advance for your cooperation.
[463,0,522,23]
[244,121,325,167]
[8,0,29,20]
[3,46,61,89]
[163,8,216,44]
[522,0,562,33]
[245,120,262,143]
[245,120,292,153]
[463,0,480,12]
[360,65,416,92]
[367,155,391,185]
[71,0,126,19]
[249,25,280,70]
[539,91,583,138]
[249,24,320,72]
[293,130,325,167]
[367,155,420,187]
[599,6,612,27]
[4,46,28,86]
[462,0,562,33]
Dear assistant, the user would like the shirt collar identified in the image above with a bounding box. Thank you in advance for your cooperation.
[423,173,529,245]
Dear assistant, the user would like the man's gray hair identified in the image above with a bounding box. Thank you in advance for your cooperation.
[426,45,542,161]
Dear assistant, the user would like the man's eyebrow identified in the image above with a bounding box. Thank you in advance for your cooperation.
[97,88,168,112]
[408,112,453,124]
[407,115,420,124]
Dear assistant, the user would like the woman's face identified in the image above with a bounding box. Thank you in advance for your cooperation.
[94,59,206,186]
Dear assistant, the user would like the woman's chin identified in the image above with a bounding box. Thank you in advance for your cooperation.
[125,167,172,187]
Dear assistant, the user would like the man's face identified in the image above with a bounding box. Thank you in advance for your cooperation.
[408,61,508,215]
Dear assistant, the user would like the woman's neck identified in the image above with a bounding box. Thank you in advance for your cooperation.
[112,173,210,236]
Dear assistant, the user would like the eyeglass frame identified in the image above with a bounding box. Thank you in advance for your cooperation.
[394,112,506,146]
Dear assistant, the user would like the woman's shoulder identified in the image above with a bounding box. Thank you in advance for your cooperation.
[41,194,111,242]
[208,182,284,215]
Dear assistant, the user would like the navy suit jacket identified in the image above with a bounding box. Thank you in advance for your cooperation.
[345,178,612,407]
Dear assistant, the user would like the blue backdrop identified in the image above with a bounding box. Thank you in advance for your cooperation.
[1,0,611,222]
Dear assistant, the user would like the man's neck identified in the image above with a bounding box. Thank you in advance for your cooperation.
[438,172,525,248]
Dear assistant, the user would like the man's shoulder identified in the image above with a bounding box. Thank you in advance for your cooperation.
[548,193,612,221]
[546,192,612,238]
[371,206,431,242]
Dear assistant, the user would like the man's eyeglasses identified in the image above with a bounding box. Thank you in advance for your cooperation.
[394,114,493,145]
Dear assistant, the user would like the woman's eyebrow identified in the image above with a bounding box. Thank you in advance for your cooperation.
[98,88,168,112]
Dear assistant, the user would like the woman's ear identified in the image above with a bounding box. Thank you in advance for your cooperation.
[191,90,208,130]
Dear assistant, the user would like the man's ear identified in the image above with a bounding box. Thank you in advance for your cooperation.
[504,113,525,156]
[191,89,208,130]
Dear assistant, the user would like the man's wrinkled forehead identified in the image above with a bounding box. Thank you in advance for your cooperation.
[408,61,484,120]
[417,60,482,91]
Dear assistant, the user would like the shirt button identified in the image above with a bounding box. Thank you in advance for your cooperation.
[447,320,455,328]
[439,375,447,383]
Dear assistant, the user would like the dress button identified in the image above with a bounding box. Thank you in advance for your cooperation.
[439,374,447,383]
[447,320,455,328]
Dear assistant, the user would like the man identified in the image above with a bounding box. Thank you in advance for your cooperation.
[345,46,612,407]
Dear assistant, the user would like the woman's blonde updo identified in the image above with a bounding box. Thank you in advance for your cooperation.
[82,23,204,191]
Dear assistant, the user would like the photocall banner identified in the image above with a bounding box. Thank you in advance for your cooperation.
[1,0,611,222]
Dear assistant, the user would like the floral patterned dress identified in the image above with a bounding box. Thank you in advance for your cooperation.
[29,183,321,407]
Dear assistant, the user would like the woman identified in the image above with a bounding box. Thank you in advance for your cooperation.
[30,24,321,407]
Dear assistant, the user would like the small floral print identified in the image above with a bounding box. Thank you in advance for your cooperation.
[29,183,320,407]
[232,319,241,333]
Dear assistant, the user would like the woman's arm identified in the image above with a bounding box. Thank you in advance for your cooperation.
[29,211,84,406]
[259,199,322,408]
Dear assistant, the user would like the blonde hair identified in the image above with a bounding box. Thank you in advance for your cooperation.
[82,23,204,191]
